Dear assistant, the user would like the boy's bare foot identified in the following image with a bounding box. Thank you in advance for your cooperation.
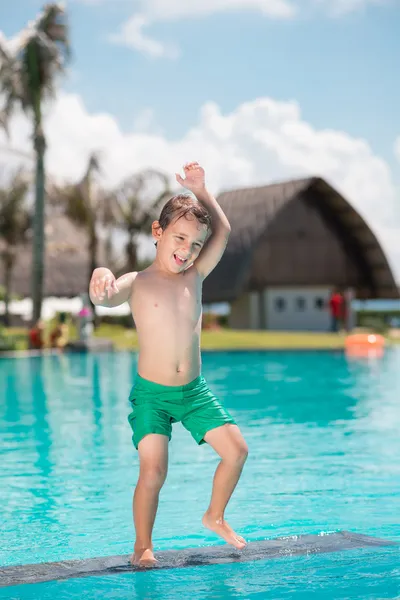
[130,548,158,568]
[202,512,247,550]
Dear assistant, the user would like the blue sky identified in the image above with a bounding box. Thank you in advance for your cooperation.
[2,0,398,164]
[1,0,400,277]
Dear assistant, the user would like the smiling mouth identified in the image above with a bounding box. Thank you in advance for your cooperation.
[174,254,188,266]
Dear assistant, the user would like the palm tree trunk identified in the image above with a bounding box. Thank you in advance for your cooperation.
[2,253,13,327]
[126,236,137,271]
[32,131,46,324]
[104,226,115,271]
[89,219,99,327]
[89,220,98,278]
[29,39,46,325]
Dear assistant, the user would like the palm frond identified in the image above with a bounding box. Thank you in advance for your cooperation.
[0,168,31,245]
[138,188,171,231]
[111,168,171,234]
[52,182,92,227]
[37,3,70,59]
[87,151,101,173]
[0,42,21,134]
[0,3,70,127]
[49,153,104,227]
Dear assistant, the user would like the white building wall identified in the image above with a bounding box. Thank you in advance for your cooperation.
[264,287,332,331]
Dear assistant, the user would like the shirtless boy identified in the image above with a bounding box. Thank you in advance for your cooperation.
[89,162,248,567]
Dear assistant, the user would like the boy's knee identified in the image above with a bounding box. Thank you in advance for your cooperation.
[229,440,248,466]
[139,464,167,490]
[238,441,249,463]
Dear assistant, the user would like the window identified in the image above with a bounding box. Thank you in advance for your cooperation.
[296,297,306,311]
[275,297,286,312]
[315,297,325,310]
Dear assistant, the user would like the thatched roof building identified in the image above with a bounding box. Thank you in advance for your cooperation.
[202,177,398,330]
[1,214,108,298]
[2,176,397,331]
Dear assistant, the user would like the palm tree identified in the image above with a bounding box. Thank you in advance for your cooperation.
[112,169,171,273]
[49,152,111,283]
[48,152,114,327]
[0,3,70,323]
[0,169,31,325]
[52,162,171,277]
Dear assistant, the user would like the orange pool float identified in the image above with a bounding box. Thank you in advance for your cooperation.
[345,333,385,357]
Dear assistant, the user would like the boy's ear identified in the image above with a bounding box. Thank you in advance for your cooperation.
[152,220,162,243]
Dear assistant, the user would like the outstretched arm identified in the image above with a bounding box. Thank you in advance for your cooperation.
[176,162,231,279]
[89,267,137,307]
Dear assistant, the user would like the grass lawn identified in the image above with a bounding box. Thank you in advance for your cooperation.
[0,324,379,353]
[91,326,348,351]
[201,330,348,350]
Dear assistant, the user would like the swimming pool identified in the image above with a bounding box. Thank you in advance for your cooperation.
[1,348,399,598]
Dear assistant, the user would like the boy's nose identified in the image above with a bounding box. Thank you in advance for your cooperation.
[180,244,191,256]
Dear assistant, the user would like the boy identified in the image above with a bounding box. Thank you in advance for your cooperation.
[89,162,248,567]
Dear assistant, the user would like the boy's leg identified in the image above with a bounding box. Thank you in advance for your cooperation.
[202,424,248,549]
[132,433,169,566]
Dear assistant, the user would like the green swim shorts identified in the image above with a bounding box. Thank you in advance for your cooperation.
[127,374,236,449]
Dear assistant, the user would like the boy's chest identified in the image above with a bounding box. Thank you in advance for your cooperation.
[139,277,202,320]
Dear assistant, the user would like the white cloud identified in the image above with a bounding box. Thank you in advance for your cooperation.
[139,0,296,20]
[108,0,295,58]
[90,0,391,57]
[314,0,391,17]
[1,91,399,281]
[108,15,179,59]
[0,29,28,56]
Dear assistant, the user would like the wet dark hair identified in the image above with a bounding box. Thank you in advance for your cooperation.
[154,194,211,245]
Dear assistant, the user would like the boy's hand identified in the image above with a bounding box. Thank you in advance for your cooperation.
[90,268,119,302]
[176,162,205,193]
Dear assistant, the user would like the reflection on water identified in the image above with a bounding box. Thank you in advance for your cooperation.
[1,348,400,573]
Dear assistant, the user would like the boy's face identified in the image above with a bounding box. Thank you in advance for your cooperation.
[153,213,209,273]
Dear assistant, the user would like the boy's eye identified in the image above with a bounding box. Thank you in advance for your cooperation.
[175,236,184,241]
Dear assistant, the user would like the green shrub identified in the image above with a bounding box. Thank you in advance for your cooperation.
[0,286,22,302]
[0,326,18,352]
[357,315,389,334]
[98,314,135,328]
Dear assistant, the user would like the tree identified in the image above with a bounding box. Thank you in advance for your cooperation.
[0,3,70,323]
[112,169,171,273]
[49,161,171,328]
[0,169,31,325]
[49,152,110,284]
[51,162,172,277]
[48,152,116,327]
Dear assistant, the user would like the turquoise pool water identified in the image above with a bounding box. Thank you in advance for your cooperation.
[1,348,400,598]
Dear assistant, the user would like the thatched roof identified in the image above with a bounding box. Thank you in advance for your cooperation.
[0,214,108,298]
[203,177,399,303]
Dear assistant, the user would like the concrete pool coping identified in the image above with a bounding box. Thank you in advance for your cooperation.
[0,531,397,588]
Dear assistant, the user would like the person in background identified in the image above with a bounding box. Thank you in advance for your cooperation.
[29,319,45,350]
[328,289,344,332]
[50,312,69,349]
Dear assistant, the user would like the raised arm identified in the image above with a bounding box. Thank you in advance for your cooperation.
[89,267,137,307]
[176,162,231,279]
